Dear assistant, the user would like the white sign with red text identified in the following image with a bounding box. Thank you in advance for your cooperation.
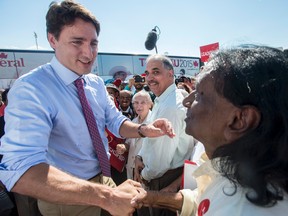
[0,50,200,88]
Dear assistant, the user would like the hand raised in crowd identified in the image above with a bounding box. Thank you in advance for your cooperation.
[116,143,128,155]
[128,78,135,88]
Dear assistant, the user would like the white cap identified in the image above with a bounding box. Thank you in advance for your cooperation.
[109,66,132,77]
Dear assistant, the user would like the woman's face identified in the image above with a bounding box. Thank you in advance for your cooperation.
[132,95,151,117]
[183,70,238,157]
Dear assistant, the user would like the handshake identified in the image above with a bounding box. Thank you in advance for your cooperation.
[111,178,165,216]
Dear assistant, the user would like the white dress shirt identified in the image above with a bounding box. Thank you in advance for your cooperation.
[138,84,195,181]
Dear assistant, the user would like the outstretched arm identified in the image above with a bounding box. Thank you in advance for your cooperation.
[12,163,143,216]
[160,175,182,193]
[132,189,198,216]
[119,118,175,139]
[132,190,183,212]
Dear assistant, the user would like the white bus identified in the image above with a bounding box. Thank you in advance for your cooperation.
[0,49,201,89]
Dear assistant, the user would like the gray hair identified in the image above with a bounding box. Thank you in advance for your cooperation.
[146,54,174,71]
[132,90,152,104]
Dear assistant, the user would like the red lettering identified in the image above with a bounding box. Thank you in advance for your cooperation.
[171,59,179,67]
[0,60,7,67]
[0,58,25,67]
[20,58,25,67]
[7,60,14,67]
[139,58,146,66]
[109,146,125,161]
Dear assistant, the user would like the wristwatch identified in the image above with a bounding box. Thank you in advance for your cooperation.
[137,124,146,138]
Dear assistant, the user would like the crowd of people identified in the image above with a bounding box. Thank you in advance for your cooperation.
[1,1,288,216]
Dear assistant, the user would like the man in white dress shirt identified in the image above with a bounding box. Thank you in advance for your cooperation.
[135,54,195,216]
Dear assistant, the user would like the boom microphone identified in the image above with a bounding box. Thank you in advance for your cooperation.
[145,28,158,50]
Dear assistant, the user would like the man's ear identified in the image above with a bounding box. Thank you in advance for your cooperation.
[224,106,261,142]
[47,32,57,50]
[168,69,174,78]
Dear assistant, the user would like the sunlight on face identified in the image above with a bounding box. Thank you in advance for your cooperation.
[184,69,237,157]
[132,95,151,117]
[145,60,174,97]
[48,18,98,75]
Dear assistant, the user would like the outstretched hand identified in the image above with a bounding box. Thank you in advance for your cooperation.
[144,118,175,138]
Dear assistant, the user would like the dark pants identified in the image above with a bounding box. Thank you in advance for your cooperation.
[139,166,183,216]
[14,193,42,216]
[111,166,127,186]
[0,189,16,216]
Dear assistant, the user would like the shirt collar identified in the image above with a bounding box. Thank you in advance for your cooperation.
[50,56,84,86]
[155,83,176,103]
[193,157,221,179]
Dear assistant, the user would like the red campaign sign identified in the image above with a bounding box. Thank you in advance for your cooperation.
[200,42,219,62]
[106,129,128,172]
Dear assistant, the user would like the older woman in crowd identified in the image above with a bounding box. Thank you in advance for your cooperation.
[117,91,153,180]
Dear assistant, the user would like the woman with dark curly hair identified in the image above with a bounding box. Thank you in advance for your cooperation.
[133,46,288,215]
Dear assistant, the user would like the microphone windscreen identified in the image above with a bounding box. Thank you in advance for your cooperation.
[145,30,158,50]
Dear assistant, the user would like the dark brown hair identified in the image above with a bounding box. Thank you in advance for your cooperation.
[46,0,100,40]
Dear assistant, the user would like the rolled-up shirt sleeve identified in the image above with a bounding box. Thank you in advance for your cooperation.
[0,80,52,191]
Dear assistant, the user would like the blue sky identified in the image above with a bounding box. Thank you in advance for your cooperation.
[1,0,287,57]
